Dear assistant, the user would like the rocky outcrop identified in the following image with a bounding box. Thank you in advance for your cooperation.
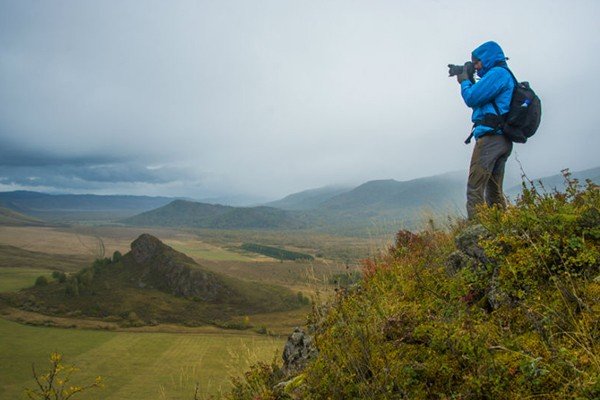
[445,224,492,275]
[445,224,510,310]
[131,233,163,264]
[130,234,229,301]
[281,327,317,376]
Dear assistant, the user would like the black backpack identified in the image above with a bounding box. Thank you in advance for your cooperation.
[496,67,542,143]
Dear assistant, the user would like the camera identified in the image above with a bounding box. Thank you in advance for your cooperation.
[448,61,474,79]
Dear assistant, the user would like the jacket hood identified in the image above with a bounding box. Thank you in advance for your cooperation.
[472,41,507,78]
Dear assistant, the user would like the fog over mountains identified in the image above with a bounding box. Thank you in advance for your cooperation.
[2,167,597,232]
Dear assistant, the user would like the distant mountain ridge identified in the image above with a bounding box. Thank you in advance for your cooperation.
[0,191,179,222]
[122,171,468,231]
[265,186,352,211]
[0,206,50,227]
[121,199,309,229]
[0,191,176,211]
[506,166,600,197]
[5,167,598,231]
[321,171,466,213]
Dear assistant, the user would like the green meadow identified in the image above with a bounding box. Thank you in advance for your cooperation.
[165,240,258,262]
[0,267,53,293]
[0,318,283,399]
[0,225,358,399]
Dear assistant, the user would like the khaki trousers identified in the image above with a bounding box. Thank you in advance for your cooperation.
[467,134,513,219]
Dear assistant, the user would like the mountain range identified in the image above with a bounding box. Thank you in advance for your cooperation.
[119,171,468,232]
[1,167,598,232]
[0,206,50,227]
[0,191,177,223]
[121,200,309,229]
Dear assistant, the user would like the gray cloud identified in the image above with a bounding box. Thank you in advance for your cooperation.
[0,161,194,187]
[1,0,599,199]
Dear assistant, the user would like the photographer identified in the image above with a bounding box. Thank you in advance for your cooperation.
[455,41,515,219]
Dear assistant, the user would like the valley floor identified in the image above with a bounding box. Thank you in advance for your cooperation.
[0,318,283,399]
[0,224,371,399]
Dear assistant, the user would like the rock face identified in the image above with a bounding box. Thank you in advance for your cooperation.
[131,233,163,264]
[130,234,228,301]
[445,224,508,310]
[282,327,317,376]
[445,223,493,275]
[455,224,492,262]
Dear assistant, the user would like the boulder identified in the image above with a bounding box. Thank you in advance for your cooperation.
[282,327,317,376]
[454,224,491,262]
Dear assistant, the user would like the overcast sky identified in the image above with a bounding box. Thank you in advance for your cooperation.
[1,0,599,202]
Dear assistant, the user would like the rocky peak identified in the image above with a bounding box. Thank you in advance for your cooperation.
[128,233,227,301]
[131,233,165,264]
[282,327,317,376]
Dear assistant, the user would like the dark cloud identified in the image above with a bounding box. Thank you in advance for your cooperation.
[0,161,193,189]
[0,137,122,167]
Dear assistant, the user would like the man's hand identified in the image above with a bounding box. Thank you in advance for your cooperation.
[456,63,470,83]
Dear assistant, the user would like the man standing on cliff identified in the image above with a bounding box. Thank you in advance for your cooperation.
[456,41,515,219]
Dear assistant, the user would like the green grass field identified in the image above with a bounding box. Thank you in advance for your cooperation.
[165,240,258,262]
[0,318,284,399]
[0,226,355,399]
[0,267,52,293]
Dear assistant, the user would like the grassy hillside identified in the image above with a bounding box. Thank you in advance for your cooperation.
[0,190,176,212]
[227,174,600,399]
[123,173,467,233]
[2,234,306,326]
[0,190,176,223]
[266,186,351,210]
[122,200,309,229]
[0,206,48,227]
[321,171,465,214]
[0,244,92,272]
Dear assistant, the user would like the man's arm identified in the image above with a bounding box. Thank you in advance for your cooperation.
[461,68,509,108]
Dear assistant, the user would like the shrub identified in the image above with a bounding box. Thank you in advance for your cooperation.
[25,352,103,399]
[34,276,49,287]
[112,251,122,263]
[92,257,111,272]
[296,291,310,305]
[225,359,287,400]
[64,277,79,297]
[51,271,67,283]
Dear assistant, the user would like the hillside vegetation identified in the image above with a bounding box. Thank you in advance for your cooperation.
[2,234,305,327]
[265,186,351,210]
[0,244,92,272]
[227,173,599,399]
[121,200,309,229]
[240,243,314,261]
[0,206,48,227]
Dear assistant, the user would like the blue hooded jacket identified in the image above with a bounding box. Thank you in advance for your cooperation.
[460,41,515,140]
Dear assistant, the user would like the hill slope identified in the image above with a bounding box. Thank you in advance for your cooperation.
[227,177,600,399]
[266,186,352,210]
[0,191,177,222]
[2,234,305,325]
[0,207,49,227]
[121,200,309,229]
[322,171,465,214]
